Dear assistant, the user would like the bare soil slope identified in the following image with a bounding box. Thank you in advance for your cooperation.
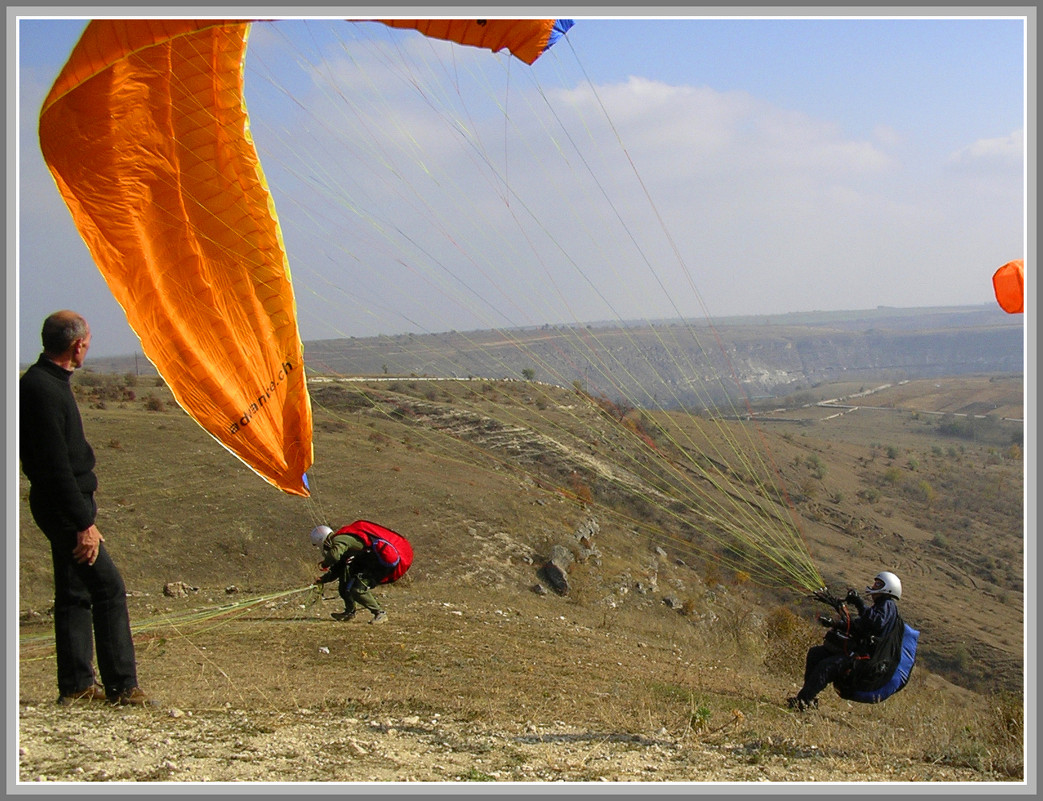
[16,374,1024,785]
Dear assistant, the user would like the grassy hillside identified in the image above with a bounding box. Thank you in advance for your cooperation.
[16,371,1024,783]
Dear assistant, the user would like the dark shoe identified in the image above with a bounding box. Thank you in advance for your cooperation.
[787,696,817,711]
[57,684,106,706]
[110,687,152,706]
[331,610,357,622]
[370,611,388,625]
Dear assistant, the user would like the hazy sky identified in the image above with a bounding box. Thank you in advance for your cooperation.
[14,11,1027,360]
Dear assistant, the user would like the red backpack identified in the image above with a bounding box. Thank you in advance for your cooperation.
[337,520,413,584]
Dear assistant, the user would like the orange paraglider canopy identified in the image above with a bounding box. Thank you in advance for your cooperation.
[38,18,572,497]
[992,260,1025,314]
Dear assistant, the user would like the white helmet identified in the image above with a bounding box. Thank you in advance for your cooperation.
[310,525,333,547]
[866,571,902,600]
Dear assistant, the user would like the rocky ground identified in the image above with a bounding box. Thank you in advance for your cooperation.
[18,694,993,785]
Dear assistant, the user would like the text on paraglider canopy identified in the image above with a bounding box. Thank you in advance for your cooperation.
[227,360,296,435]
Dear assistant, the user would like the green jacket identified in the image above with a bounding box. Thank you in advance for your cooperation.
[317,533,369,582]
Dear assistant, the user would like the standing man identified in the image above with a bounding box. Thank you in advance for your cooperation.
[19,310,149,706]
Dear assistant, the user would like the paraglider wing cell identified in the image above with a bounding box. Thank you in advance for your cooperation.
[992,259,1024,314]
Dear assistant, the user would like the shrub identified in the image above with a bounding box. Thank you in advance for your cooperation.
[952,644,972,673]
[918,479,936,506]
[762,606,815,675]
[567,472,593,505]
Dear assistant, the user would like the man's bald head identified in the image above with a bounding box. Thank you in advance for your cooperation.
[41,311,90,359]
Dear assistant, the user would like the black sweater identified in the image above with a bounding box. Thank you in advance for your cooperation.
[20,355,98,532]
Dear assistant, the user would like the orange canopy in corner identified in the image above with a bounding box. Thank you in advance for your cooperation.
[993,260,1025,314]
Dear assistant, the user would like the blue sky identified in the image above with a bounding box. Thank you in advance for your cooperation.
[15,13,1027,360]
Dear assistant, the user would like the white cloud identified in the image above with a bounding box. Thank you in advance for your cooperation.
[948,129,1024,168]
[547,77,893,189]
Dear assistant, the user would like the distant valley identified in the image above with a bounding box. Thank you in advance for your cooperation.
[86,305,1023,407]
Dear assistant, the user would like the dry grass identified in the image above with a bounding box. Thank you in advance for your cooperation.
[16,372,1025,783]
[18,577,1024,781]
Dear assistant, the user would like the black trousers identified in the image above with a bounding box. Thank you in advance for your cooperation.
[31,490,138,696]
[798,644,851,702]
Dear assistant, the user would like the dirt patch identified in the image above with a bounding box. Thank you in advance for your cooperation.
[18,586,1010,784]
[17,703,993,784]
